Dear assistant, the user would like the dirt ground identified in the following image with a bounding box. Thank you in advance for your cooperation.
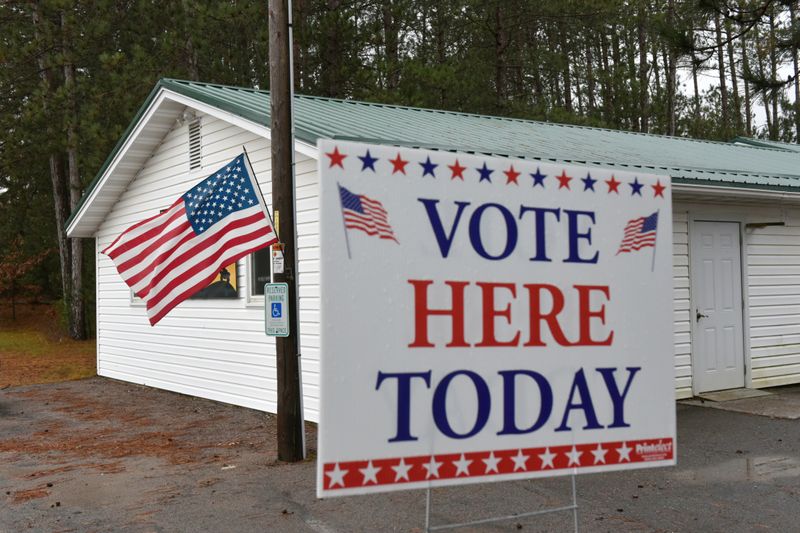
[2,378,800,533]
[0,303,95,387]
[0,377,316,532]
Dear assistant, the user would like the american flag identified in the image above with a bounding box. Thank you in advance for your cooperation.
[338,185,398,242]
[102,153,277,325]
[617,211,658,254]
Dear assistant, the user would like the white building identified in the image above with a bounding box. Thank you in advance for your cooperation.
[67,79,800,420]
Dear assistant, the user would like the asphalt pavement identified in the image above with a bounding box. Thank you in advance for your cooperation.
[1,378,798,532]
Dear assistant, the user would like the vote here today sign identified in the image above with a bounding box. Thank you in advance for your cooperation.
[316,139,675,498]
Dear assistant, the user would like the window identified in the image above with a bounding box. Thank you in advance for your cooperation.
[250,247,271,296]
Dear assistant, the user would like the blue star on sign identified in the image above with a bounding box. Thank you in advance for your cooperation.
[630,177,644,196]
[582,173,597,191]
[530,168,547,187]
[358,150,378,171]
[477,162,493,183]
[420,156,438,177]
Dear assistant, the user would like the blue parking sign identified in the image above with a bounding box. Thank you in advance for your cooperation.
[265,283,289,337]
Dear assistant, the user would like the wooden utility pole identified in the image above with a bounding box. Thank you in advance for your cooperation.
[269,0,304,462]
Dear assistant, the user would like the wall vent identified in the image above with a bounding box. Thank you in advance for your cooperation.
[188,118,202,170]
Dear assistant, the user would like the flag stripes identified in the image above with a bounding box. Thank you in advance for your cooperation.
[339,185,398,243]
[102,153,277,325]
[617,212,658,254]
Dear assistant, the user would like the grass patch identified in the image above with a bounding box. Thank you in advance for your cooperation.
[0,331,50,357]
[0,302,96,387]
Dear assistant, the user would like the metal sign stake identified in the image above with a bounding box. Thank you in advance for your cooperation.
[424,475,579,533]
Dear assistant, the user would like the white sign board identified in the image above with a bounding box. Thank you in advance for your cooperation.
[265,282,289,337]
[317,140,675,498]
[272,246,285,274]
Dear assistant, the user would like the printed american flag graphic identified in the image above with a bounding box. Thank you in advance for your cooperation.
[617,211,658,254]
[102,153,277,325]
[338,185,398,243]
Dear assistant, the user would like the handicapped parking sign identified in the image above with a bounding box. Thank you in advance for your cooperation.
[265,283,289,337]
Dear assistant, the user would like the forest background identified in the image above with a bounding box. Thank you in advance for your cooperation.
[1,0,798,340]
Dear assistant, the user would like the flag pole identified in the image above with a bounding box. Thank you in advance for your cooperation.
[651,209,659,273]
[337,183,352,259]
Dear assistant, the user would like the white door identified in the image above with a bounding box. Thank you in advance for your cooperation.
[690,221,745,393]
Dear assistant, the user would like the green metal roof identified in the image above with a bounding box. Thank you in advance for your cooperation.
[731,136,800,153]
[69,78,800,230]
[159,79,800,189]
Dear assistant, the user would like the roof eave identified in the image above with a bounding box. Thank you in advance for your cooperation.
[66,81,320,238]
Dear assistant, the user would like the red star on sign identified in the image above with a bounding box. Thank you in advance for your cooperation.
[448,159,466,180]
[605,175,621,194]
[390,153,408,174]
[326,146,346,168]
[504,165,520,185]
[556,170,572,189]
[653,180,666,198]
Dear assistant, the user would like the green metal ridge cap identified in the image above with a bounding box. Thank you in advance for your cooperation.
[730,136,800,152]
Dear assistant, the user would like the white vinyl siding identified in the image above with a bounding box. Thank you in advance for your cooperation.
[92,103,800,417]
[672,208,692,399]
[95,111,322,421]
[746,218,800,388]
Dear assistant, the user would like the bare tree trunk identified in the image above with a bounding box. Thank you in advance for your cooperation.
[652,40,662,104]
[663,42,677,136]
[32,3,72,329]
[637,4,649,132]
[433,4,446,106]
[494,4,509,111]
[601,32,613,123]
[741,31,753,135]
[559,25,572,113]
[791,3,800,140]
[382,0,399,90]
[611,26,622,127]
[321,0,343,98]
[756,26,773,136]
[626,25,638,130]
[62,11,86,340]
[715,12,729,135]
[769,9,779,139]
[692,51,700,137]
[726,20,742,133]
[181,0,199,80]
[292,0,305,90]
[586,37,596,115]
